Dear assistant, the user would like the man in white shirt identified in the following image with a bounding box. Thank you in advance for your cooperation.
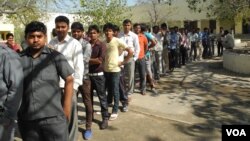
[49,15,84,141]
[118,19,140,102]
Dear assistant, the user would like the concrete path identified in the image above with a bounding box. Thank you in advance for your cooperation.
[15,57,250,141]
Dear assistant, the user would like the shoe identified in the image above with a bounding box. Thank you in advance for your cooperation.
[141,91,146,96]
[100,119,108,129]
[108,103,113,107]
[78,120,86,125]
[151,88,158,95]
[121,105,128,112]
[109,113,118,121]
[83,129,92,140]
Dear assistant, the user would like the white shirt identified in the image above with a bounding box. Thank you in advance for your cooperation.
[152,32,163,51]
[118,31,140,61]
[49,35,84,90]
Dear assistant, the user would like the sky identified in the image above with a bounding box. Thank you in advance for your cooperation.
[127,0,137,6]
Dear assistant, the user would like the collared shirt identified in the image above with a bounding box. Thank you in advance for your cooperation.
[152,32,163,51]
[104,37,128,72]
[169,32,179,49]
[79,38,91,78]
[0,45,23,120]
[189,33,199,42]
[18,46,74,120]
[89,39,106,73]
[118,31,140,61]
[49,35,83,90]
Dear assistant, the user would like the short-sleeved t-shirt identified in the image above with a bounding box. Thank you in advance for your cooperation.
[104,37,127,72]
[18,46,74,120]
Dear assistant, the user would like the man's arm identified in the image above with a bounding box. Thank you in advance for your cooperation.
[120,48,133,66]
[3,52,23,120]
[73,42,84,90]
[133,34,140,61]
[63,75,74,121]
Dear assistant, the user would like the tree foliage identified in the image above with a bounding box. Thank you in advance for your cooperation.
[136,0,176,25]
[185,0,250,21]
[78,0,129,26]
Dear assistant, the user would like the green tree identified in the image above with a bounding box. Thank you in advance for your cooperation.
[78,0,129,26]
[185,0,250,21]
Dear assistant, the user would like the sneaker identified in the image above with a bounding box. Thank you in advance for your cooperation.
[109,113,118,121]
[151,88,158,95]
[83,130,92,140]
[100,119,108,129]
[108,103,113,107]
[121,105,128,112]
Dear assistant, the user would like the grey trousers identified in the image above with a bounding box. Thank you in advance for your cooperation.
[0,117,15,141]
[68,90,78,141]
[124,58,135,95]
[162,48,169,73]
[18,115,68,141]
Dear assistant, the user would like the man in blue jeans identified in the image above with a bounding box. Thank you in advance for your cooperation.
[103,23,133,120]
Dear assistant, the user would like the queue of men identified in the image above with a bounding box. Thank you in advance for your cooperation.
[0,15,234,141]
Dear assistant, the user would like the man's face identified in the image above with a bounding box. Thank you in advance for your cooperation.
[123,22,131,32]
[71,29,83,40]
[133,25,141,34]
[153,27,159,34]
[104,29,113,39]
[113,31,119,37]
[88,29,99,41]
[26,31,46,50]
[55,22,69,39]
[7,36,14,45]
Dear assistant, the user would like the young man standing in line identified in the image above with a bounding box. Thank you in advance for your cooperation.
[18,21,74,141]
[88,25,110,129]
[103,23,133,120]
[71,22,93,140]
[118,19,140,107]
[133,23,148,95]
[49,16,84,141]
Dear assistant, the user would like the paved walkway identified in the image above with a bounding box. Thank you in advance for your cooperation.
[15,57,250,141]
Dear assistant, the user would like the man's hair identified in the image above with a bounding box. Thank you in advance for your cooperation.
[6,33,14,39]
[113,24,120,32]
[160,23,167,29]
[88,25,100,33]
[140,23,149,32]
[133,23,140,28]
[55,15,70,25]
[224,30,229,35]
[123,19,132,25]
[71,22,84,31]
[25,21,47,38]
[103,23,114,32]
[52,28,57,37]
[153,25,159,30]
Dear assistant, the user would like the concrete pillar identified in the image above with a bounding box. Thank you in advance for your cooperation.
[235,20,242,34]
[197,20,201,29]
[216,20,220,34]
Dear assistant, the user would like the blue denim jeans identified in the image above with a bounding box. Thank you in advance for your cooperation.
[105,72,120,113]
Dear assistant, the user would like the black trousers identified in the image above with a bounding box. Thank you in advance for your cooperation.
[180,45,187,65]
[89,75,109,120]
[18,115,68,141]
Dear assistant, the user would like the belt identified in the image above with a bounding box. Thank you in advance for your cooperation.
[88,72,104,76]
